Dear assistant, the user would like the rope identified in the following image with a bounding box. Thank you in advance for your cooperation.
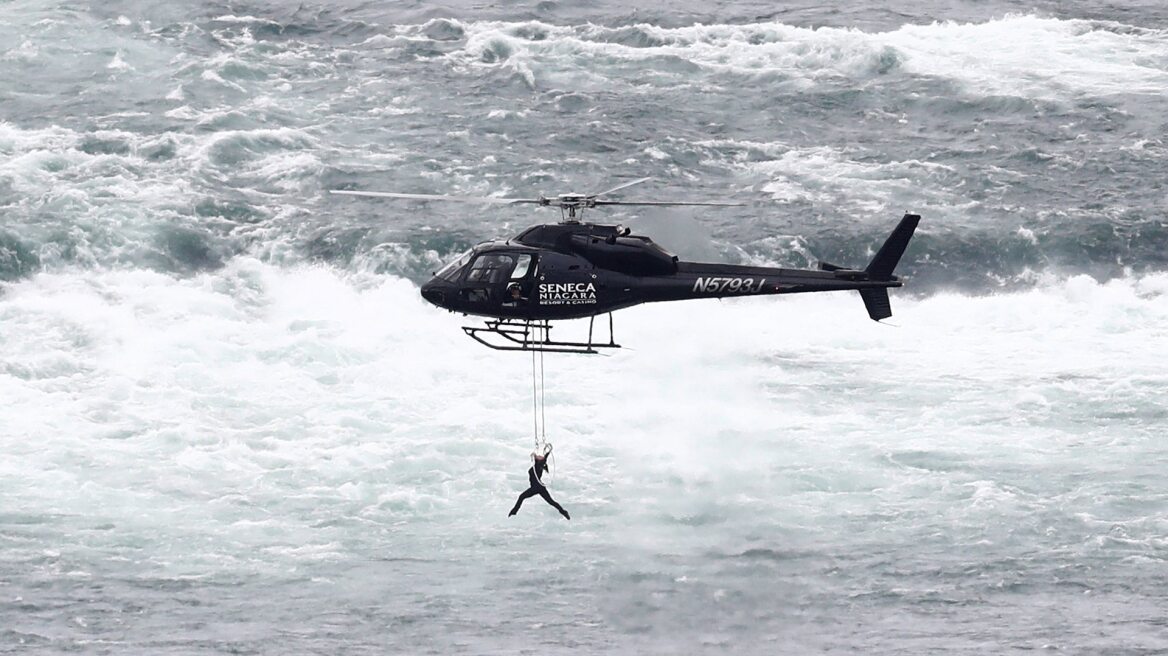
[529,322,552,452]
[539,338,547,443]
[531,341,540,452]
[527,322,555,485]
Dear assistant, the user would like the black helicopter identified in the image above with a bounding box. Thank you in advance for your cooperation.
[332,178,920,354]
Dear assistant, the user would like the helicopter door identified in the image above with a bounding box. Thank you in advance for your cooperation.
[461,253,516,305]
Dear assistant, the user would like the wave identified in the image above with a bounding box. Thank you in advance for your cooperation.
[884,16,1168,99]
[3,116,1165,291]
[9,10,1168,103]
[3,10,1167,290]
[437,15,1168,99]
[446,19,905,91]
[0,121,326,278]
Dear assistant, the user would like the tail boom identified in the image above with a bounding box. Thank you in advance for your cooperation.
[636,213,920,321]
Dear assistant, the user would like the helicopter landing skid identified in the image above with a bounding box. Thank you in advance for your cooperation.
[462,315,620,355]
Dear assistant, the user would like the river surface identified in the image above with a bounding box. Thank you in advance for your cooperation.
[2,1,1168,653]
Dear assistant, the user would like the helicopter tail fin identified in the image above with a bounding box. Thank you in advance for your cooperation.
[857,213,920,321]
[864,213,920,281]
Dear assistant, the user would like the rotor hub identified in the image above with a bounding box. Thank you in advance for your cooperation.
[549,194,594,222]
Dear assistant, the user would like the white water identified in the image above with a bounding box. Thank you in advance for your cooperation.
[449,16,1168,98]
[6,262,1167,532]
[4,262,1167,650]
[5,3,1168,651]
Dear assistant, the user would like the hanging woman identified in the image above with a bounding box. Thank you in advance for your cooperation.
[508,445,570,520]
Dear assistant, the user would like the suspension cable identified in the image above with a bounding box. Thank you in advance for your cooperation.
[539,333,547,443]
[531,339,540,452]
[524,321,557,484]
[525,324,556,484]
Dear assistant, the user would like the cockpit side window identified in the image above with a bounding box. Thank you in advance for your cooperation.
[510,254,533,280]
[436,249,473,282]
[465,254,515,285]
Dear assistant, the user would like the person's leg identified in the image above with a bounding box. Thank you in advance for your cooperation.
[538,487,570,520]
[509,488,538,516]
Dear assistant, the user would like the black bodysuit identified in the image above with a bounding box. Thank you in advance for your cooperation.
[509,459,570,519]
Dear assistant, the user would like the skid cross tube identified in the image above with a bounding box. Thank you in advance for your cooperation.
[462,316,621,354]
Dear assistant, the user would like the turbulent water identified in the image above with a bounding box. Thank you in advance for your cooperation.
[3,0,1168,653]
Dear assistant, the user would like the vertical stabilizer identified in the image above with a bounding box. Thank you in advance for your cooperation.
[855,213,920,321]
[866,214,921,281]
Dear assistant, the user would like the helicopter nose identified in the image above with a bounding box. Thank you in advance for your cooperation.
[420,279,448,307]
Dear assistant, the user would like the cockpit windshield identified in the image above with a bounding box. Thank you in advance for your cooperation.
[465,254,515,284]
[435,249,473,282]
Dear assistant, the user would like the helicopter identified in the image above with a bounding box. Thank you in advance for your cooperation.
[331,178,920,354]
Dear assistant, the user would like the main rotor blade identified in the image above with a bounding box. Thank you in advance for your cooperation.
[329,190,541,204]
[592,200,745,207]
[589,177,652,199]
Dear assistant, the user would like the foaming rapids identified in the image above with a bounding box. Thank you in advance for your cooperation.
[4,4,1168,648]
[3,261,1166,534]
[3,260,1167,648]
[447,16,1168,98]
